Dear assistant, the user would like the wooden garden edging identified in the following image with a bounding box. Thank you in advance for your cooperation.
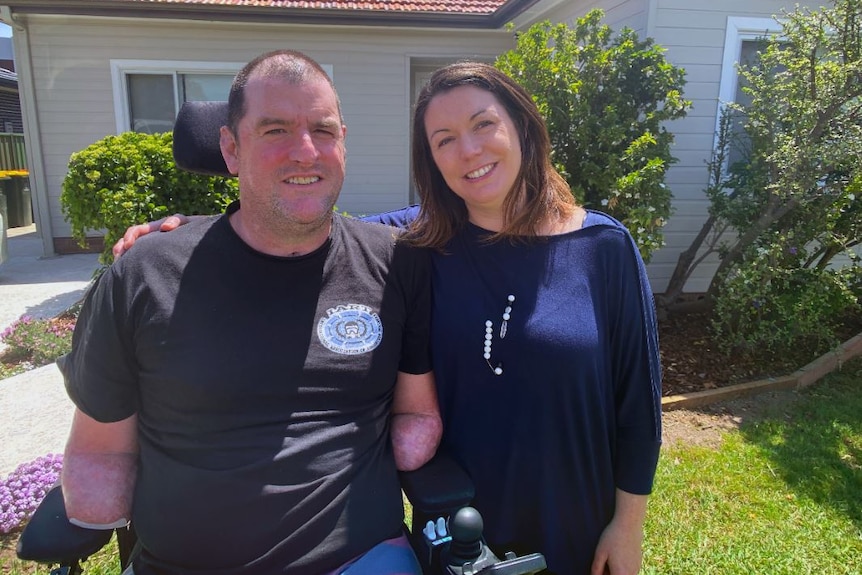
[662,332,862,411]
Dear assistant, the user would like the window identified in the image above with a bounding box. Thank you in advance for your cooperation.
[111,60,243,134]
[112,60,334,134]
[126,73,235,134]
[716,17,783,168]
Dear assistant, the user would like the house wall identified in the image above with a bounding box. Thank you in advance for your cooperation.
[15,14,513,247]
[644,0,822,292]
[542,0,650,34]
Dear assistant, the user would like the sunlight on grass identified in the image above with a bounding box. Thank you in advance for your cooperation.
[644,365,862,574]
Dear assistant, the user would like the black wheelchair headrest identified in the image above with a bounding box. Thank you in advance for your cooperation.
[172,101,232,178]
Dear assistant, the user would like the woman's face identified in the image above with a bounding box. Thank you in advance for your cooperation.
[423,85,522,225]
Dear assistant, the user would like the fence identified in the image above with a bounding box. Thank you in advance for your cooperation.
[0,133,31,228]
[0,133,26,171]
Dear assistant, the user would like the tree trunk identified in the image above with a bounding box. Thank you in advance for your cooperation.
[705,197,799,298]
[656,213,718,310]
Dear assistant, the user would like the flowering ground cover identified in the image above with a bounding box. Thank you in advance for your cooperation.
[0,454,62,535]
[0,314,76,381]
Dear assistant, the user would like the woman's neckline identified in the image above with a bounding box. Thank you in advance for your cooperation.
[466,207,589,238]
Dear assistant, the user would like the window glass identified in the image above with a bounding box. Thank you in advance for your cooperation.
[180,74,232,102]
[127,72,233,133]
[727,39,764,168]
[128,74,176,134]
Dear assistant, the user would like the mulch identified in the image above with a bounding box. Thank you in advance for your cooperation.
[657,311,826,397]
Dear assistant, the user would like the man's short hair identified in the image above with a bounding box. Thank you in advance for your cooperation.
[226,49,343,134]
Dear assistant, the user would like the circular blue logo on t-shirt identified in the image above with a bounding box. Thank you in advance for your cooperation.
[317,304,383,355]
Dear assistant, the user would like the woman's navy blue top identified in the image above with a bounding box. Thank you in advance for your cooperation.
[367,207,662,574]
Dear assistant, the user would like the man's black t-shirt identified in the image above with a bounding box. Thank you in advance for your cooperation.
[60,210,432,574]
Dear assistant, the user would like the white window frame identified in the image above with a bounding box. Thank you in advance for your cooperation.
[714,17,784,151]
[110,60,335,133]
[110,60,244,134]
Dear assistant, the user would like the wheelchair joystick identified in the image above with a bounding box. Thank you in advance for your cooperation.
[442,507,498,574]
[435,506,548,575]
[447,507,485,563]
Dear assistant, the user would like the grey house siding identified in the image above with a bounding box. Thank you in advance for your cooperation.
[545,0,650,34]
[15,14,512,243]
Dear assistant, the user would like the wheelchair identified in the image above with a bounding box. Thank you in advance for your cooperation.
[16,450,545,575]
[15,101,546,575]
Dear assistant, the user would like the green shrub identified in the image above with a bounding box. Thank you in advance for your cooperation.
[61,131,238,264]
[691,1,862,354]
[710,235,860,357]
[495,12,690,261]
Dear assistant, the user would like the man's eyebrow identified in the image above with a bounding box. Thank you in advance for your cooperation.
[254,116,341,130]
[255,117,294,129]
[314,117,342,130]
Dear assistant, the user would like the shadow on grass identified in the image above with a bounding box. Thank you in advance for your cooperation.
[739,362,862,530]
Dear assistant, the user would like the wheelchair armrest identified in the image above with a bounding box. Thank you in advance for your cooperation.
[16,484,114,565]
[399,450,475,515]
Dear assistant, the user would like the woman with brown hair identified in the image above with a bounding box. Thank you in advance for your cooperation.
[372,61,662,575]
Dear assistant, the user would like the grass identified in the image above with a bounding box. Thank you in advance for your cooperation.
[644,363,862,574]
[0,534,120,575]
[3,366,861,574]
[0,362,25,381]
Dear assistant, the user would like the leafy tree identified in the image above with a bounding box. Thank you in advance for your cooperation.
[660,0,862,353]
[61,131,238,264]
[495,12,689,261]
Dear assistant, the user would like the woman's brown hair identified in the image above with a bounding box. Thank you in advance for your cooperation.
[408,61,577,249]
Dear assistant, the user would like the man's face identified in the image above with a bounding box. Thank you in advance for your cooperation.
[220,75,346,236]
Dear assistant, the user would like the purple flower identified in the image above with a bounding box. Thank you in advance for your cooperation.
[0,453,63,534]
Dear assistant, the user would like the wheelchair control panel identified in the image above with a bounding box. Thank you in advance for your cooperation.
[417,506,547,575]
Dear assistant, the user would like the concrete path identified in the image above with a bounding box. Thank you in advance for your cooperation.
[0,225,101,476]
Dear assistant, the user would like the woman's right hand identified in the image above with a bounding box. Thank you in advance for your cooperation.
[112,214,191,258]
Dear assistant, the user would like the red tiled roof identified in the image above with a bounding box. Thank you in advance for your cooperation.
[129,0,510,16]
[5,0,537,28]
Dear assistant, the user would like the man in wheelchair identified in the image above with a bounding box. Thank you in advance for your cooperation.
[42,49,443,575]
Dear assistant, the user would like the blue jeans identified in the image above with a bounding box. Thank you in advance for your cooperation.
[333,533,422,575]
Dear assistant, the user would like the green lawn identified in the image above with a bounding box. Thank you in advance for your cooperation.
[644,365,862,574]
[4,364,861,574]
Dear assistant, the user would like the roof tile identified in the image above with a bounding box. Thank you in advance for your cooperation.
[129,0,510,16]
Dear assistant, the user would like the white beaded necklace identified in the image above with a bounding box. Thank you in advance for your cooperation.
[484,294,515,376]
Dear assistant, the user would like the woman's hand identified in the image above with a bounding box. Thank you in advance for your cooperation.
[591,490,647,575]
[112,214,191,258]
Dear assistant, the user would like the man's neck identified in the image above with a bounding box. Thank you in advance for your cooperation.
[228,209,333,257]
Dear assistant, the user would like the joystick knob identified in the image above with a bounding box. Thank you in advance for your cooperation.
[447,506,484,562]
